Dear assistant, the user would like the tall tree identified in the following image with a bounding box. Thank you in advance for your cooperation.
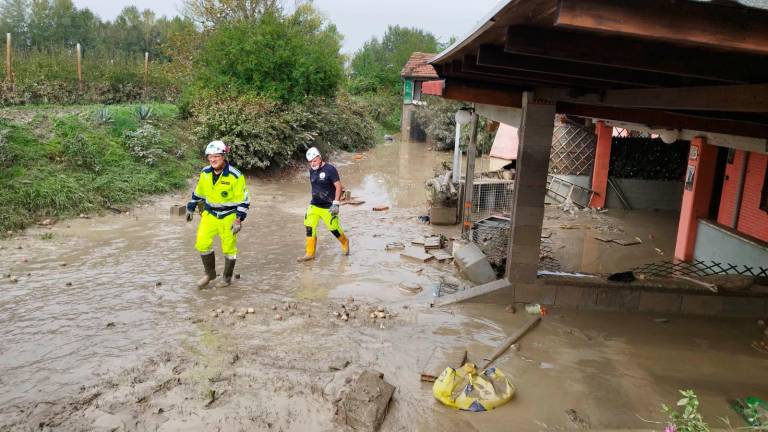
[349,25,439,96]
[183,0,283,27]
[195,2,343,103]
[0,0,30,46]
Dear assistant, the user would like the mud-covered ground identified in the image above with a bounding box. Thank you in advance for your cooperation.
[2,139,767,431]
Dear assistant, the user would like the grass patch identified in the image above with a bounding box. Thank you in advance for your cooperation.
[0,104,197,232]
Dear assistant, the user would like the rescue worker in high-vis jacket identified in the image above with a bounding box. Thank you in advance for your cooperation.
[297,147,349,262]
[186,140,250,288]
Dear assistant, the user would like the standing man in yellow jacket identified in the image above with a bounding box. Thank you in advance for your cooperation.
[297,147,349,261]
[186,140,250,288]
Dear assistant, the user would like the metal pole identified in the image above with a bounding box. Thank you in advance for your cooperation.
[5,33,10,82]
[452,123,462,183]
[462,110,479,235]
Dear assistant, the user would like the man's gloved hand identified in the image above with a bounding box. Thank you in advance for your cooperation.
[330,201,340,216]
[186,210,194,222]
[231,219,242,234]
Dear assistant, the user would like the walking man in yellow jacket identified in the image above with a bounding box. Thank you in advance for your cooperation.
[297,147,349,261]
[186,140,249,288]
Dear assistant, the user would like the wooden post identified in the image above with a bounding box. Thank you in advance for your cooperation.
[5,33,11,83]
[462,110,479,235]
[76,43,82,92]
[143,51,149,97]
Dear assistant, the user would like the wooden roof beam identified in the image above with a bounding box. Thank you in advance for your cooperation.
[537,84,768,113]
[558,102,768,138]
[461,54,628,90]
[438,78,523,108]
[477,45,719,89]
[556,0,768,55]
[505,26,768,84]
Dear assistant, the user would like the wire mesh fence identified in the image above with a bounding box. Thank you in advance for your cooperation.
[632,260,768,278]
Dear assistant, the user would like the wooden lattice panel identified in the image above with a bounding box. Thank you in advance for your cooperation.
[548,123,596,176]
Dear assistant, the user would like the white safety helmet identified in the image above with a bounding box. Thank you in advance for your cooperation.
[205,140,228,155]
[305,147,321,162]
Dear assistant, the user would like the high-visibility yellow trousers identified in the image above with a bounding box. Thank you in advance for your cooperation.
[195,211,238,258]
[303,204,344,238]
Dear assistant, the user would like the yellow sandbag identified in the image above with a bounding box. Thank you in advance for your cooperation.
[432,363,515,412]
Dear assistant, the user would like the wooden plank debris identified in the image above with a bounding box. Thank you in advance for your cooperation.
[671,274,718,293]
[429,250,453,262]
[613,237,642,246]
[400,249,434,262]
[372,205,390,211]
[424,236,442,250]
[342,199,366,206]
[411,237,425,245]
[594,235,616,242]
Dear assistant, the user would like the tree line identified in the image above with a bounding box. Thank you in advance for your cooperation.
[0,0,195,59]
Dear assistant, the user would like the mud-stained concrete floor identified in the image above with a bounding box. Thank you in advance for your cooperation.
[1,139,767,431]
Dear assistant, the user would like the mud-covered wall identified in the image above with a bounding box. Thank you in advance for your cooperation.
[605,179,683,211]
[694,220,768,270]
[546,175,683,210]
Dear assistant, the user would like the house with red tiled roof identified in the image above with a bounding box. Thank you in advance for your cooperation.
[400,52,438,142]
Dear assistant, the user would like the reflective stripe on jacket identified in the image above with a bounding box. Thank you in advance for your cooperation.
[186,164,250,221]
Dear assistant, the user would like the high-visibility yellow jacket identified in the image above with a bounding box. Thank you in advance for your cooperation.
[186,163,250,221]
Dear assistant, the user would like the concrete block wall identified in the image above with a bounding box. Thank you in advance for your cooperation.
[505,281,768,317]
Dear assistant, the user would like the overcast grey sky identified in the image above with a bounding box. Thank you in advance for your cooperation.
[72,0,500,54]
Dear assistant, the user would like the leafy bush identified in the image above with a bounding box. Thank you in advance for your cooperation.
[191,94,375,170]
[61,132,102,172]
[194,5,344,104]
[662,390,709,432]
[123,125,164,166]
[414,95,497,153]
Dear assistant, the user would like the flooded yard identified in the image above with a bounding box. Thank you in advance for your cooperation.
[1,139,766,431]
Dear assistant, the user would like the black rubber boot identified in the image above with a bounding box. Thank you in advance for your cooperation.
[197,253,217,289]
[215,258,236,288]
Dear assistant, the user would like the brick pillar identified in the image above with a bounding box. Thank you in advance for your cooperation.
[674,137,718,261]
[588,121,612,208]
[506,93,555,284]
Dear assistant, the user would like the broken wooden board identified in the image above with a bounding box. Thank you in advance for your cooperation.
[429,250,453,262]
[612,237,642,246]
[400,249,434,262]
[342,199,366,206]
[372,205,390,212]
[335,370,394,432]
[594,235,617,243]
[424,236,442,250]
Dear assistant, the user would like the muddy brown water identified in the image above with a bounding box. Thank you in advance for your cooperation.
[2,139,767,431]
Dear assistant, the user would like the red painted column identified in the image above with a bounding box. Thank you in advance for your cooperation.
[588,121,612,208]
[674,137,718,261]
